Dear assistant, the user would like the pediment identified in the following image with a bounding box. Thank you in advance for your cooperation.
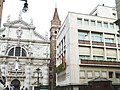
[2,19,48,42]
[3,19,35,30]
[33,31,47,41]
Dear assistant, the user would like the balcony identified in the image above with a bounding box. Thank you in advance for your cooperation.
[80,60,120,67]
[92,41,104,46]
[105,43,116,47]
[118,44,120,47]
[78,40,90,44]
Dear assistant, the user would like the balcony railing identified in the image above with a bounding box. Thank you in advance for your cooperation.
[78,40,90,44]
[105,43,116,47]
[92,41,104,46]
[81,60,120,66]
[78,40,117,47]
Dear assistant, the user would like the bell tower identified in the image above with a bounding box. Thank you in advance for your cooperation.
[0,0,4,27]
[49,7,61,90]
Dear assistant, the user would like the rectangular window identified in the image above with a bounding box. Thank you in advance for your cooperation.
[84,19,89,25]
[77,18,82,24]
[115,72,120,78]
[93,56,104,61]
[97,21,102,27]
[79,46,90,55]
[87,71,93,79]
[106,49,117,58]
[102,71,107,78]
[91,20,96,26]
[105,38,114,43]
[93,48,104,56]
[117,36,120,44]
[109,72,113,78]
[105,34,115,43]
[107,57,116,61]
[80,70,85,79]
[79,55,90,60]
[104,22,108,28]
[110,23,114,29]
[78,31,89,40]
[95,71,100,78]
[92,33,102,42]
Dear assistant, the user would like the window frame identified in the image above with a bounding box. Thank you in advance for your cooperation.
[8,46,27,57]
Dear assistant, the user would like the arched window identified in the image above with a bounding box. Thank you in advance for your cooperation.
[8,47,27,57]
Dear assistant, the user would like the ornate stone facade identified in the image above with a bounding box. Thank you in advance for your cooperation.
[0,14,50,90]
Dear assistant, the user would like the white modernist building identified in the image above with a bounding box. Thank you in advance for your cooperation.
[56,5,120,90]
[0,14,50,90]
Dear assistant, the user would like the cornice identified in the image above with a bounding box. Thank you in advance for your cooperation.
[0,37,50,44]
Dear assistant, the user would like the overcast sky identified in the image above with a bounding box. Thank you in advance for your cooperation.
[1,0,116,37]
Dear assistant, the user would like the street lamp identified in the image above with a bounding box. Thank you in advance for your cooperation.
[20,0,28,12]
[36,68,42,86]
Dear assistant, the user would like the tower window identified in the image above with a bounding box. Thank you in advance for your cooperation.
[55,31,57,34]
[8,47,27,57]
[2,35,5,37]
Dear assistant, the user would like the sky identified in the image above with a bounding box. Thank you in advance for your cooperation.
[1,0,116,37]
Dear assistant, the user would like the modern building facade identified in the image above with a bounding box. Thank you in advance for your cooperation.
[49,8,61,90]
[0,13,50,90]
[56,5,120,90]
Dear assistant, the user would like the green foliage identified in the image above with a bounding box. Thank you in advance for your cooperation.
[55,63,66,73]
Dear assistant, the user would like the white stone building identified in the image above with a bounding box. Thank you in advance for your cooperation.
[0,14,50,90]
[56,5,120,90]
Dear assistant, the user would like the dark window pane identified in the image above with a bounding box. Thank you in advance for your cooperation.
[15,47,21,56]
[22,48,26,56]
[8,48,14,56]
[109,72,113,78]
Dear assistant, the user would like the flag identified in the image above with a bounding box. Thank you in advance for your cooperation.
[61,54,66,69]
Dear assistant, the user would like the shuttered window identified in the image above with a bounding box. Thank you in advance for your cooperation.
[79,47,90,55]
[95,71,100,78]
[93,48,104,55]
[106,49,117,57]
[80,70,85,78]
[118,50,120,57]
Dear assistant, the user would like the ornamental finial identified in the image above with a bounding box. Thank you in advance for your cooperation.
[19,11,22,20]
[30,18,33,25]
[6,15,10,22]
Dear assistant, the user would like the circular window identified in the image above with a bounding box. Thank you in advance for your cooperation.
[55,31,57,34]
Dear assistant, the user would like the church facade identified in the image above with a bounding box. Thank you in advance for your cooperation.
[0,14,50,90]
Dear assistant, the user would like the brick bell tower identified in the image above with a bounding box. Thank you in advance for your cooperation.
[0,0,4,27]
[49,7,61,90]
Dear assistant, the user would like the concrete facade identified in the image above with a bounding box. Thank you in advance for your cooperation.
[56,5,120,90]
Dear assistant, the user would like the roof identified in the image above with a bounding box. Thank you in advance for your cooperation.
[3,19,35,30]
[51,8,61,25]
